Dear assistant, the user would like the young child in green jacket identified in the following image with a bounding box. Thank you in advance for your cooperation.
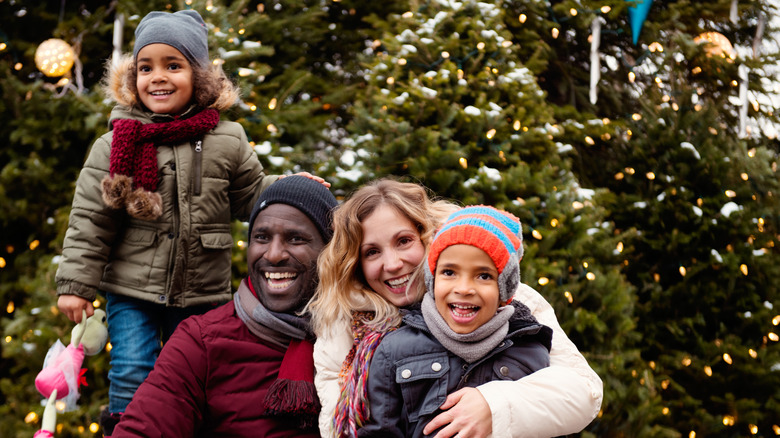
[54,9,325,435]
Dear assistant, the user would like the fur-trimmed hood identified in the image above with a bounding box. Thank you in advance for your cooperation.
[103,54,239,111]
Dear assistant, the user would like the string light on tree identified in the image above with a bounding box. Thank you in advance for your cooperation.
[34,38,75,77]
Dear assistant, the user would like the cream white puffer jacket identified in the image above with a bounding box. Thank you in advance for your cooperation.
[314,283,603,438]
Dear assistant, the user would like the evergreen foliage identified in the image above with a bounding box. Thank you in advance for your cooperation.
[329,1,645,435]
[0,0,778,436]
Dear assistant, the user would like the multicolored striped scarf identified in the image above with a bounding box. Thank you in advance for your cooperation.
[332,311,397,437]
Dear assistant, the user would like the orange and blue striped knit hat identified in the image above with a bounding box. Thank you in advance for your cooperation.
[425,205,523,303]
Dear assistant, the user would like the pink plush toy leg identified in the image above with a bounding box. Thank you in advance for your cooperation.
[35,344,85,399]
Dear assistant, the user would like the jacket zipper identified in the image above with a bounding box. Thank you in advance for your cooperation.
[193,140,202,196]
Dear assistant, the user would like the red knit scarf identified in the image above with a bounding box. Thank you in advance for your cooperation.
[101,108,219,220]
[240,278,320,431]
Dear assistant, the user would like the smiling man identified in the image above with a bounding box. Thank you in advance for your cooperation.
[114,176,337,437]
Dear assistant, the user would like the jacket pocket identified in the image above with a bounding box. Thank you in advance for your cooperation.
[187,229,233,293]
[488,342,550,381]
[104,227,162,289]
[199,232,233,250]
[395,352,450,423]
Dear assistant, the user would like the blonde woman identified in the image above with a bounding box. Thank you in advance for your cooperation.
[309,178,603,438]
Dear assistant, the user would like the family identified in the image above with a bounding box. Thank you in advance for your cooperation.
[52,9,603,438]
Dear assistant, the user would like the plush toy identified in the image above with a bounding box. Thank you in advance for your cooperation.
[33,389,57,438]
[35,309,108,412]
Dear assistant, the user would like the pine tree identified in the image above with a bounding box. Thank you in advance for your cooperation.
[0,0,126,433]
[328,1,645,434]
[536,0,780,436]
[3,0,779,436]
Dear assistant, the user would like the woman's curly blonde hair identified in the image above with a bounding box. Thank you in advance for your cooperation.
[101,53,240,111]
[308,178,459,336]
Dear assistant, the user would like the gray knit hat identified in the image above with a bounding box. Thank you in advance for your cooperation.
[249,176,338,242]
[133,10,210,68]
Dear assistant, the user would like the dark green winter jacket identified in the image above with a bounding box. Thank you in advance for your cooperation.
[55,105,278,307]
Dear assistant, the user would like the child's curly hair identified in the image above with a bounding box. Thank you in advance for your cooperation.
[102,53,240,112]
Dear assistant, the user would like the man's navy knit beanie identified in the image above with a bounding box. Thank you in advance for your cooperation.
[249,176,338,242]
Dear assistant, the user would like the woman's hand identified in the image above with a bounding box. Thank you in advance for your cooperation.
[57,295,94,323]
[424,387,493,438]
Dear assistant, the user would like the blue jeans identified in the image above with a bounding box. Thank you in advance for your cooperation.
[105,292,216,413]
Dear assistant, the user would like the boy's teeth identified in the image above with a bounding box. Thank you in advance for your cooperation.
[450,304,478,317]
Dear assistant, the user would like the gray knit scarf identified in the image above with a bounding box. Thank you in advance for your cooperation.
[233,279,309,349]
[421,293,514,363]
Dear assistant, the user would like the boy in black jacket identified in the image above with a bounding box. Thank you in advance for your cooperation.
[360,206,553,438]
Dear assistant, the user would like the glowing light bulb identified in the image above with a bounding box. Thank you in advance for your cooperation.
[25,411,38,423]
[34,39,75,77]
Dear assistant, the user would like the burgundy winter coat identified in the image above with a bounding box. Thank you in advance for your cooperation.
[113,300,319,437]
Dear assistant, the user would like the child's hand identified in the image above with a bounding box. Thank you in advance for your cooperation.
[57,295,94,323]
[283,172,331,188]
